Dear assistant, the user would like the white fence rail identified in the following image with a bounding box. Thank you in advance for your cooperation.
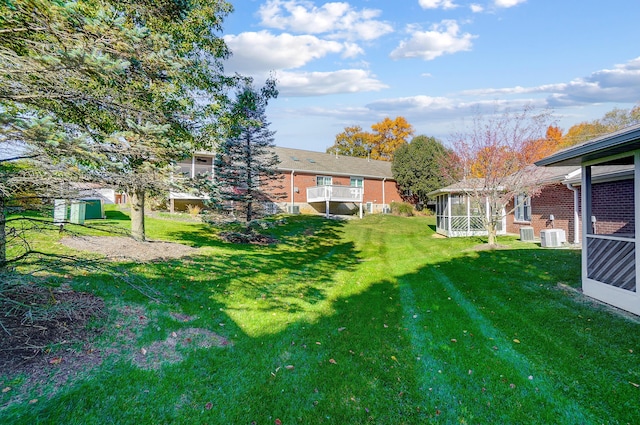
[307,185,363,203]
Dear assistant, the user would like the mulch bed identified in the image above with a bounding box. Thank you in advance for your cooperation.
[0,287,106,379]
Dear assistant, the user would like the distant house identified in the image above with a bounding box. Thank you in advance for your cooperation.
[536,124,640,316]
[169,146,404,217]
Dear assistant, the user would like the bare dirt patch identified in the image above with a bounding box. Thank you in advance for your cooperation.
[133,328,232,370]
[60,236,198,262]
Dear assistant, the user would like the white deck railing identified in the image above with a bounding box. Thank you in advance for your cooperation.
[307,185,363,203]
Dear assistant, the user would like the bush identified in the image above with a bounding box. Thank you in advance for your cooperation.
[186,204,202,218]
[390,201,414,217]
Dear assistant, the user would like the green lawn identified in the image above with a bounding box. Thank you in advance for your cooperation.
[2,211,639,424]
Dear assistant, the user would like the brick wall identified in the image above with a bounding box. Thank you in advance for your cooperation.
[589,179,635,235]
[267,171,403,214]
[506,183,580,243]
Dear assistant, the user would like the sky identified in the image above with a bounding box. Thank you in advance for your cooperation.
[221,0,640,152]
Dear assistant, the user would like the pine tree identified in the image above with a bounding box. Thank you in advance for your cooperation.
[209,81,282,222]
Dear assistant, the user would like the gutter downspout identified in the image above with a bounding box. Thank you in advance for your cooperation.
[290,170,295,208]
[382,178,386,211]
[566,183,580,244]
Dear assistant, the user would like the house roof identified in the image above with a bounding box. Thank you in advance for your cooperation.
[563,164,634,185]
[427,165,579,196]
[535,123,640,167]
[272,146,395,180]
[191,146,396,180]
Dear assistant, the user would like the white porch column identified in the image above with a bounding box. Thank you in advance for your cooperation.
[447,194,452,235]
[635,152,640,303]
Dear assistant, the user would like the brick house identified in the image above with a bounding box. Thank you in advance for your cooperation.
[169,146,404,217]
[505,166,581,244]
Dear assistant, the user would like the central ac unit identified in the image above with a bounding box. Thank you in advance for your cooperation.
[540,229,566,248]
[287,205,300,214]
[519,227,535,242]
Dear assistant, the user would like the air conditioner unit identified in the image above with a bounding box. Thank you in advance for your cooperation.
[540,229,566,248]
[287,205,300,214]
[519,227,535,242]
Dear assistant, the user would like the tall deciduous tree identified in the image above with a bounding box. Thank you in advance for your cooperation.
[370,116,414,161]
[0,0,236,242]
[392,135,456,207]
[447,106,553,246]
[326,117,414,161]
[326,126,373,158]
[207,81,282,222]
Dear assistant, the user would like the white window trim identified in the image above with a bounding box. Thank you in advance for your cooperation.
[316,175,333,186]
[350,176,364,188]
[514,194,531,223]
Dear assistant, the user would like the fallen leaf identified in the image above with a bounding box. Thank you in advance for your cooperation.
[140,348,147,355]
[205,402,213,410]
[391,355,399,363]
[285,365,295,370]
[338,327,346,332]
[315,341,321,345]
[630,381,640,388]
[171,332,178,338]
[2,387,10,393]
[513,339,521,344]
[451,339,457,343]
[329,358,337,364]
[275,419,282,425]
[49,357,63,365]
[29,399,38,404]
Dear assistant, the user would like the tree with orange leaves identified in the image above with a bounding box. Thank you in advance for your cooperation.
[446,106,554,245]
[370,116,414,161]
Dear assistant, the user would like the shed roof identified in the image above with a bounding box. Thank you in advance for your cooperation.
[535,123,640,167]
[273,146,395,180]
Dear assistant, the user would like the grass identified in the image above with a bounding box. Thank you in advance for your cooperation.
[2,209,639,424]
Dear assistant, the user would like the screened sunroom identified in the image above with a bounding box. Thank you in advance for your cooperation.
[429,183,506,238]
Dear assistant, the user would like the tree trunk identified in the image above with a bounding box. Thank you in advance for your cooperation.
[487,227,496,246]
[0,197,6,270]
[130,189,146,242]
[246,200,253,222]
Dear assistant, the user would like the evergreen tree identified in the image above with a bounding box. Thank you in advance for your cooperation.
[209,81,282,222]
[392,135,455,208]
[0,0,237,243]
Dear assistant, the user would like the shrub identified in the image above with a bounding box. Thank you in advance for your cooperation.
[186,204,202,218]
[390,201,414,217]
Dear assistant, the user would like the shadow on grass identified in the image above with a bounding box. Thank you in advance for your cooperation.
[104,210,131,221]
[7,229,640,424]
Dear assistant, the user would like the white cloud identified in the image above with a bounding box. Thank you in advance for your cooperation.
[258,0,393,41]
[460,57,640,106]
[224,31,357,74]
[276,69,388,96]
[419,0,458,10]
[390,20,477,61]
[367,95,455,111]
[470,3,484,12]
[494,0,527,8]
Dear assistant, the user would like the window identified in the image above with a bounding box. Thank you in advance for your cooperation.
[350,177,364,188]
[514,194,531,222]
[316,176,332,186]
